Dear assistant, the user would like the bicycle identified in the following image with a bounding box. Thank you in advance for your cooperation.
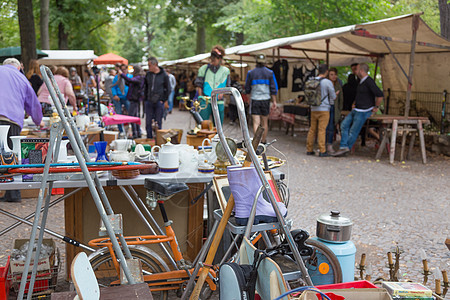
[86,177,342,299]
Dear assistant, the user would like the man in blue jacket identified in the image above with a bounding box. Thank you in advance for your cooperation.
[245,54,278,144]
[111,64,131,133]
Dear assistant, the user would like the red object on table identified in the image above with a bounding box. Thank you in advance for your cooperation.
[315,280,378,290]
[102,114,141,126]
[0,256,10,300]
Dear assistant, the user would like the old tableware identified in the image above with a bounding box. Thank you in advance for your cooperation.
[151,140,179,173]
[316,210,353,243]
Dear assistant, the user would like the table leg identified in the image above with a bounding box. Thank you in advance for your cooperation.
[407,131,417,160]
[376,128,389,160]
[418,120,427,164]
[400,128,408,161]
[390,120,398,164]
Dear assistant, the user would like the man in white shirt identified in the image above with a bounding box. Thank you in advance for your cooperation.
[166,69,176,114]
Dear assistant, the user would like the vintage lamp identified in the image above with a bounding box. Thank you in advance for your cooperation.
[181,96,213,134]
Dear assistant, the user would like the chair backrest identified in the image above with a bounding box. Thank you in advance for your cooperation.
[239,237,289,300]
[71,252,100,300]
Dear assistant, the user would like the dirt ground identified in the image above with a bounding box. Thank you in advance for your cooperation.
[0,107,449,298]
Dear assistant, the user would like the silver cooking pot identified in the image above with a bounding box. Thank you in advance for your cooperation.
[316,211,353,243]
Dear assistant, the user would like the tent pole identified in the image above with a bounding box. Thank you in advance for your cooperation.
[405,14,419,118]
[326,39,330,66]
[373,56,379,80]
[240,55,243,80]
[277,47,281,103]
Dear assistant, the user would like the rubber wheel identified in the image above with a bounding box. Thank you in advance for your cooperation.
[89,247,169,300]
[304,239,343,285]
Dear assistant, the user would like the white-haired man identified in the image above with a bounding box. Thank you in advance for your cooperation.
[0,58,43,202]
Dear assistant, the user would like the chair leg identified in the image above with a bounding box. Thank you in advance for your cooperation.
[418,120,427,164]
[376,129,389,160]
[407,131,416,160]
[389,120,398,164]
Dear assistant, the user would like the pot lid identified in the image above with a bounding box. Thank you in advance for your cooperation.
[317,211,353,226]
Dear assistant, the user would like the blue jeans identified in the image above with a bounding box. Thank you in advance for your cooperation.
[168,90,175,112]
[113,97,130,132]
[340,110,373,149]
[145,101,164,138]
[326,105,335,144]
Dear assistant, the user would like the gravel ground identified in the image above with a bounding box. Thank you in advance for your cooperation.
[0,107,449,298]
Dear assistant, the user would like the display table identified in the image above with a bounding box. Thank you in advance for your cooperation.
[1,170,284,277]
[341,112,430,163]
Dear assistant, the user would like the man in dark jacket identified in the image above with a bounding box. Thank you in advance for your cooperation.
[144,57,170,138]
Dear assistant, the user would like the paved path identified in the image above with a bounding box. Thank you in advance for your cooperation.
[0,107,448,298]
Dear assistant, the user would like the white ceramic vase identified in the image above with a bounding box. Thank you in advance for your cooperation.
[10,136,27,163]
[0,125,11,153]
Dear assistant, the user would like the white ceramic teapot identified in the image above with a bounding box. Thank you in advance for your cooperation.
[151,140,179,173]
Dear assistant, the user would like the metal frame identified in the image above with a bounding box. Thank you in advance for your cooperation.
[17,66,137,299]
[210,87,313,286]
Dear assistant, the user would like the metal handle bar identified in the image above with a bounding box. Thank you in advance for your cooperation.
[210,87,313,285]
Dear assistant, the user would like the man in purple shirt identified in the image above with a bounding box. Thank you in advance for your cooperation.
[0,58,43,202]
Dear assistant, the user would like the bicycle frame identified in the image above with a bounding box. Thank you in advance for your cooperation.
[89,199,218,292]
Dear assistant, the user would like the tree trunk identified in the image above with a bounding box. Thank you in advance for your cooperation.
[439,0,450,39]
[196,23,206,54]
[17,0,37,73]
[235,32,244,45]
[40,0,50,49]
[56,0,69,49]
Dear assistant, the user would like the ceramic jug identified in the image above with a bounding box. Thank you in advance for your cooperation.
[10,136,26,163]
[151,140,179,173]
[0,125,12,153]
[54,140,70,162]
[200,137,217,164]
[110,139,133,151]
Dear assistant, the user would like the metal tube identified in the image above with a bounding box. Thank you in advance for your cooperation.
[0,187,82,236]
[119,186,177,269]
[210,87,313,286]
[126,186,166,236]
[181,220,219,300]
[17,124,59,299]
[243,186,265,239]
[40,65,135,285]
[219,233,242,266]
[0,208,95,252]
[27,181,54,300]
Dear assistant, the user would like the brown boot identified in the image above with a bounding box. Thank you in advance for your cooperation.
[327,145,335,154]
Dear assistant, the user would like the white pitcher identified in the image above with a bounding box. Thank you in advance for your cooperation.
[200,138,216,164]
[110,139,132,151]
[151,143,179,173]
[10,136,26,163]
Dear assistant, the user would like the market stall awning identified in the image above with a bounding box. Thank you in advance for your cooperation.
[0,47,48,63]
[94,53,128,65]
[38,50,97,65]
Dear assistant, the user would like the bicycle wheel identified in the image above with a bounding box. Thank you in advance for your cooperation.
[89,246,170,300]
[304,239,342,285]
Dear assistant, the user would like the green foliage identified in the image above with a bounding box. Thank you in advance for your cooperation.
[0,1,21,48]
[2,0,444,63]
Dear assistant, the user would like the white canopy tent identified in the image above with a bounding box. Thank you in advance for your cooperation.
[162,13,450,121]
[38,50,97,65]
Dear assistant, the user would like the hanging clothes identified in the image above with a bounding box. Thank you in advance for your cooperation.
[271,59,289,88]
[292,65,305,92]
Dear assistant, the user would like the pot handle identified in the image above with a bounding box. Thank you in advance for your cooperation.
[326,225,341,232]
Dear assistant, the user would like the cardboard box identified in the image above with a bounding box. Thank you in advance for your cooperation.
[299,288,393,300]
[88,130,119,145]
[156,129,183,146]
[21,189,40,199]
[10,239,56,274]
[134,138,156,146]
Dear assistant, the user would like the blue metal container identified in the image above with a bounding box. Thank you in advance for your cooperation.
[311,237,356,283]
